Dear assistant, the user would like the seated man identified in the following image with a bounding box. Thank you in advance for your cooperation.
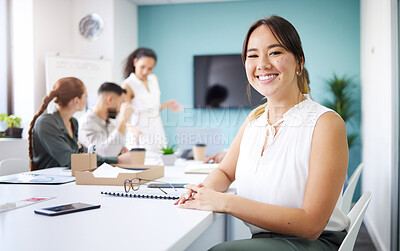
[79,82,134,157]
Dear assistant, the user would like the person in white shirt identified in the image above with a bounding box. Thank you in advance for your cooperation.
[204,69,310,165]
[79,82,134,158]
[176,15,349,250]
[122,48,183,154]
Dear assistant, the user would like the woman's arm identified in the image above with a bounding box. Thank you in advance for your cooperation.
[180,112,348,240]
[175,118,249,205]
[202,118,249,191]
[122,83,135,100]
[160,100,183,112]
[121,82,144,138]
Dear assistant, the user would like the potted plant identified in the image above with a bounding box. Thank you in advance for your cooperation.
[323,74,357,148]
[2,114,23,138]
[160,145,177,166]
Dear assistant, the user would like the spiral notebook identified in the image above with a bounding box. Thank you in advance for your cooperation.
[101,190,181,200]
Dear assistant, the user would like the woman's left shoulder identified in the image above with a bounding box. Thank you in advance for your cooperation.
[306,98,344,125]
[148,74,158,82]
[316,110,346,132]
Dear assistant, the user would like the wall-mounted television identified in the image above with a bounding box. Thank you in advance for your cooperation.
[194,54,265,109]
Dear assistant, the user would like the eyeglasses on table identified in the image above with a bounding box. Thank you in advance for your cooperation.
[124,178,177,194]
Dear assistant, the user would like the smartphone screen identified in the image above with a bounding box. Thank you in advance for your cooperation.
[34,202,100,216]
[147,183,187,189]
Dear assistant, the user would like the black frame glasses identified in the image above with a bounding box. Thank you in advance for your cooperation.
[123,178,177,194]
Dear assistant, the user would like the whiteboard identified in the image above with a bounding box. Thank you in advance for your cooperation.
[45,54,113,117]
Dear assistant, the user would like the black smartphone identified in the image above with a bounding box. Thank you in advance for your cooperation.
[34,202,100,216]
[147,183,187,189]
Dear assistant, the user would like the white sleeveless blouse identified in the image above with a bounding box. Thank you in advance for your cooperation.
[235,95,350,234]
[124,73,167,153]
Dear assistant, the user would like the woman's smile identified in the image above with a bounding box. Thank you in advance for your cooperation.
[245,25,298,99]
[256,73,279,84]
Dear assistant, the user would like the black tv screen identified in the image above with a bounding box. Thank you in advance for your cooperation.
[194,54,265,108]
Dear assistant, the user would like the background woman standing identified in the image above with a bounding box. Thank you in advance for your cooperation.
[122,48,182,154]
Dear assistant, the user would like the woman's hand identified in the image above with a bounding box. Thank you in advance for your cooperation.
[119,102,134,122]
[174,183,203,205]
[120,146,129,154]
[175,184,229,212]
[117,151,136,164]
[161,100,183,112]
[204,152,226,163]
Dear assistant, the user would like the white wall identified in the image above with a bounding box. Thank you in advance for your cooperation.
[0,0,8,114]
[71,0,114,59]
[361,0,398,250]
[11,0,35,134]
[9,0,138,139]
[113,0,138,83]
[32,0,73,125]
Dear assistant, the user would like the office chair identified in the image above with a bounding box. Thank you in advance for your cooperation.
[338,191,372,251]
[340,163,364,214]
[0,158,30,176]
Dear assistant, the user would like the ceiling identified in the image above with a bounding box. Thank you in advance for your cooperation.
[129,0,248,6]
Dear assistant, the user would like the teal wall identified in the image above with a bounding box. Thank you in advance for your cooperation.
[138,0,361,200]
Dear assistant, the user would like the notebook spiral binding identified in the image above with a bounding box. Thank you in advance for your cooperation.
[101,191,179,200]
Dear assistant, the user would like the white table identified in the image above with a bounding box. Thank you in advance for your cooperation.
[0,163,227,251]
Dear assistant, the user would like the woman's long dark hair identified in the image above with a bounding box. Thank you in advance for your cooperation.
[28,77,85,170]
[242,15,309,95]
[123,48,157,79]
[242,15,309,121]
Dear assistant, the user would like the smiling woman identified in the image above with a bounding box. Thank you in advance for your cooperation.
[242,17,310,123]
[175,15,350,250]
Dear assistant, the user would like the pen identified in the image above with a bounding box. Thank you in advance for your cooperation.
[159,188,167,194]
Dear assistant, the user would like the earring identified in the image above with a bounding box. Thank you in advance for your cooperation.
[296,70,301,76]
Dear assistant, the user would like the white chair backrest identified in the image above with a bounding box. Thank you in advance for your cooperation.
[0,158,30,176]
[338,191,372,251]
[341,163,364,214]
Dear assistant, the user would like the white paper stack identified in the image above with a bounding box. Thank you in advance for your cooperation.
[92,163,142,178]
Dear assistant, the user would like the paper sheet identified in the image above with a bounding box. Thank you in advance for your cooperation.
[0,196,55,213]
[92,163,142,178]
[0,173,75,184]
